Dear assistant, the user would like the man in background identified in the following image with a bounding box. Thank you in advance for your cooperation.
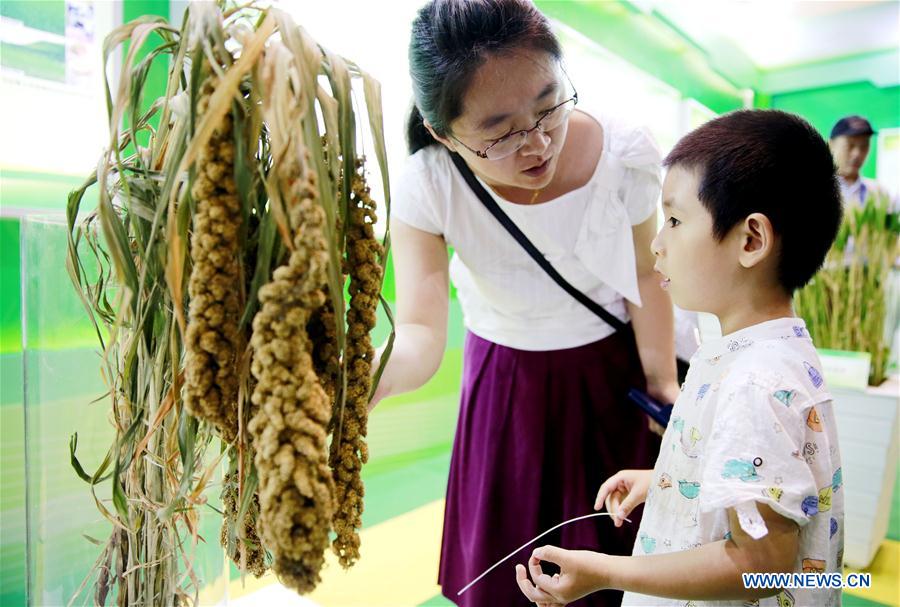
[829,114,896,209]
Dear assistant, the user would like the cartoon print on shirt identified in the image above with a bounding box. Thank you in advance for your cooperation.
[773,389,797,406]
[806,407,823,432]
[678,480,701,499]
[658,473,673,490]
[804,362,824,388]
[696,383,710,403]
[765,486,784,502]
[727,338,754,352]
[679,426,703,458]
[804,441,819,465]
[639,531,657,554]
[775,589,796,607]
[802,495,819,517]
[818,486,833,513]
[721,458,763,482]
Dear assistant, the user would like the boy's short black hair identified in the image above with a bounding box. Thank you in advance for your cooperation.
[664,109,842,293]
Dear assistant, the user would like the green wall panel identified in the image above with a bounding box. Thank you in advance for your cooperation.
[122,0,171,149]
[0,219,21,354]
[0,217,25,607]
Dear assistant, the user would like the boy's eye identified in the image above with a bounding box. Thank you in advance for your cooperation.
[667,216,681,228]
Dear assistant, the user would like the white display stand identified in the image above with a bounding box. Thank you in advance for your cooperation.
[831,375,900,569]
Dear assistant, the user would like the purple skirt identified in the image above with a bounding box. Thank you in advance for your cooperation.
[438,327,660,607]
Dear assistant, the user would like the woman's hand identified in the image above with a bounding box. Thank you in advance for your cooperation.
[646,379,680,406]
[643,379,680,435]
[515,547,609,605]
[594,469,652,527]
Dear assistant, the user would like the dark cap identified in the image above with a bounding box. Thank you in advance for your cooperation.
[830,115,876,139]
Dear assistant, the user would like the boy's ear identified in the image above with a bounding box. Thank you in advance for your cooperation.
[423,119,458,153]
[738,213,776,269]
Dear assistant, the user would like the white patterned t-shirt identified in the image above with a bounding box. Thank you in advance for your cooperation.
[622,317,844,607]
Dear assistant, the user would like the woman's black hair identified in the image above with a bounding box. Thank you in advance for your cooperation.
[406,0,562,154]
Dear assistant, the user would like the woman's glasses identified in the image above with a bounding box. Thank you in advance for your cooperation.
[453,83,578,161]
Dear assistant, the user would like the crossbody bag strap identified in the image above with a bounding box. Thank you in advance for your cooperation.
[449,152,628,333]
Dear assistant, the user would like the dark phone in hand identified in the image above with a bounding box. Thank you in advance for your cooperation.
[627,389,673,428]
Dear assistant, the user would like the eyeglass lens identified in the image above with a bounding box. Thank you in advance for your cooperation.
[484,97,577,160]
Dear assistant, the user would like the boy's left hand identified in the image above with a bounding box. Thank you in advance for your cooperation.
[515,546,608,606]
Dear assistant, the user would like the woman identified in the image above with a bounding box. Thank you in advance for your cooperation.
[370,1,679,604]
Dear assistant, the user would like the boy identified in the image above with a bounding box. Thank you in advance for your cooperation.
[515,110,844,606]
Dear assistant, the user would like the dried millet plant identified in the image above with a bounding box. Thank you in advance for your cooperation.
[330,165,383,567]
[183,72,243,443]
[248,149,336,593]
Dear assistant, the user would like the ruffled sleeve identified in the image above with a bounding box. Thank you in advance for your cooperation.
[615,125,663,226]
[390,149,445,236]
[568,121,661,307]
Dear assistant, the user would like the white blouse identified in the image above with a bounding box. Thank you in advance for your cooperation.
[391,110,662,351]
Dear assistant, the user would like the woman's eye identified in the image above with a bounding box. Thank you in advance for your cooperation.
[667,216,681,228]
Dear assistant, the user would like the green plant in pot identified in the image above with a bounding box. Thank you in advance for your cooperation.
[795,190,900,387]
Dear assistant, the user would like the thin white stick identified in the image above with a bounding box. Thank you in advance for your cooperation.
[457,511,631,596]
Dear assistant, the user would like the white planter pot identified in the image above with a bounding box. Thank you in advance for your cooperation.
[831,375,899,569]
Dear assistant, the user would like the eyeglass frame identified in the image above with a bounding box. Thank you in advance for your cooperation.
[450,75,579,160]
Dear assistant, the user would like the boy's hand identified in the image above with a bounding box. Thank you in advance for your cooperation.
[594,469,652,527]
[515,546,608,605]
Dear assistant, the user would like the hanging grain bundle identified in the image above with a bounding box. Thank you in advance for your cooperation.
[330,163,384,567]
[183,70,243,443]
[248,41,337,589]
[248,158,334,591]
[65,5,394,604]
[220,469,267,577]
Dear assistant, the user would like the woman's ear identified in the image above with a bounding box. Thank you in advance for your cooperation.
[738,213,776,269]
[423,119,457,153]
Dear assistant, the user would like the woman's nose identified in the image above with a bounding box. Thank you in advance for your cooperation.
[521,127,550,155]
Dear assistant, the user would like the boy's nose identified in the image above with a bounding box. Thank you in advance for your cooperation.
[650,231,663,256]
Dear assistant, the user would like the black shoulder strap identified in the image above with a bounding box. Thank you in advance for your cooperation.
[449,152,628,333]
